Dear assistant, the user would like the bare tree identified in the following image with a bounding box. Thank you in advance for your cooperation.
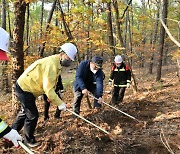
[112,0,125,48]
[107,1,115,55]
[148,0,160,74]
[11,0,26,114]
[39,0,57,57]
[156,0,168,81]
[7,3,12,38]
[1,0,9,93]
[57,0,80,62]
[25,3,30,54]
[38,0,44,55]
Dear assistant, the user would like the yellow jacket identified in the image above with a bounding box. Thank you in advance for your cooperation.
[17,54,63,106]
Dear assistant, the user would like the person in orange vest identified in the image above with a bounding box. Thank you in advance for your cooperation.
[109,55,131,104]
[0,27,22,147]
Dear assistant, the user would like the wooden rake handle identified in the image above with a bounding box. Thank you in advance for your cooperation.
[66,109,109,134]
[18,141,34,154]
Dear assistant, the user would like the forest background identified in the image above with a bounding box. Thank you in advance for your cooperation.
[0,0,180,153]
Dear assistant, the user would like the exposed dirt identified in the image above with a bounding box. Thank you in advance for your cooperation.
[0,64,179,154]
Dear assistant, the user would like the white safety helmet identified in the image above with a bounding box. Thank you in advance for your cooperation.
[114,55,123,63]
[60,43,77,61]
[0,27,9,52]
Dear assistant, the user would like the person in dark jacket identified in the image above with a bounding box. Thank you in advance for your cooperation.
[73,56,104,115]
[43,75,64,120]
[109,55,131,104]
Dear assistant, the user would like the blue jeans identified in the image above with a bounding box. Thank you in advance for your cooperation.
[12,82,38,143]
[73,87,101,114]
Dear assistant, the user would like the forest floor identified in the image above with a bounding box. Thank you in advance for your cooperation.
[0,63,179,154]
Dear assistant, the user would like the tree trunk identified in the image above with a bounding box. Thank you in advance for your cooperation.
[177,59,180,81]
[53,5,58,55]
[1,0,6,29]
[25,3,30,55]
[163,33,168,66]
[57,0,80,63]
[107,2,115,55]
[11,0,26,115]
[1,0,9,93]
[148,1,160,74]
[85,2,93,60]
[112,0,125,48]
[39,0,57,57]
[7,4,12,38]
[38,0,44,55]
[156,0,168,81]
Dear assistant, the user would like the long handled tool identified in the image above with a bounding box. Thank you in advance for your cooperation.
[88,94,140,123]
[67,109,109,134]
[18,141,34,154]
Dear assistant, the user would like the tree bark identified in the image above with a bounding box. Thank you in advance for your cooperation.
[112,0,125,48]
[38,0,44,55]
[25,3,30,55]
[148,1,160,74]
[107,2,115,55]
[1,0,9,93]
[57,0,80,62]
[156,0,168,81]
[7,3,12,38]
[11,0,26,115]
[39,0,57,57]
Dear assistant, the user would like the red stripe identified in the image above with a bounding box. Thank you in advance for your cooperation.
[0,50,9,61]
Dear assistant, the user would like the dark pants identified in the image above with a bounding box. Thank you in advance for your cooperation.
[73,87,101,114]
[12,82,39,143]
[111,87,126,104]
[43,94,61,120]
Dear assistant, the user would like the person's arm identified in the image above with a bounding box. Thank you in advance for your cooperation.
[109,66,115,85]
[96,71,104,98]
[43,65,63,106]
[0,118,11,138]
[75,61,87,90]
[0,118,22,147]
[126,65,131,83]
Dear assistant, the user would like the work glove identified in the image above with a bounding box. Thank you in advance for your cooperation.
[58,102,66,111]
[127,83,130,88]
[98,97,103,104]
[82,89,88,96]
[108,82,112,86]
[3,129,22,147]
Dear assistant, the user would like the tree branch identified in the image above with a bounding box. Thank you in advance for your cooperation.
[160,18,180,47]
[120,0,133,20]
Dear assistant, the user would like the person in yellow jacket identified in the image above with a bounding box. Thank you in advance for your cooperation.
[0,27,22,147]
[11,43,77,147]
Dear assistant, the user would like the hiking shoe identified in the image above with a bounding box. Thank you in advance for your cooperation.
[24,140,40,148]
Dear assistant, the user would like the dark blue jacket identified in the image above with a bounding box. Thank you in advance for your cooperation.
[74,60,103,98]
